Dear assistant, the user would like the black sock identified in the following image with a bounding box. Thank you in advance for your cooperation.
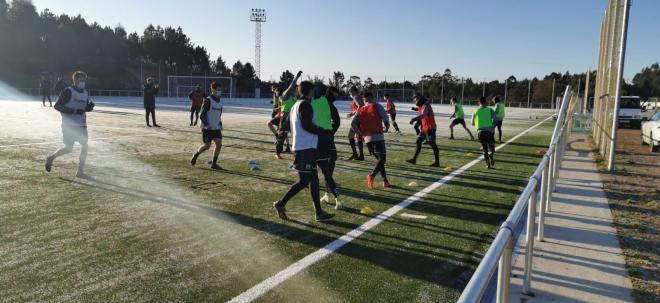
[393,122,400,132]
[357,141,364,157]
[412,137,424,160]
[349,139,357,155]
[430,142,439,163]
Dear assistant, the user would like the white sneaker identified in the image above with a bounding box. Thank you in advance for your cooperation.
[320,193,330,204]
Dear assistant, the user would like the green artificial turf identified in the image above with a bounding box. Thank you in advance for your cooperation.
[0,103,553,302]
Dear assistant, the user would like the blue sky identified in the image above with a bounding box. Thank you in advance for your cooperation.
[32,0,659,82]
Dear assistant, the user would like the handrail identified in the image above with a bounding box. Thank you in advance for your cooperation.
[457,85,573,303]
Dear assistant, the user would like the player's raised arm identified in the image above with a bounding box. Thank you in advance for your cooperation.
[282,70,302,99]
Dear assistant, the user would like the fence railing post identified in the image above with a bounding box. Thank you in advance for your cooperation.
[546,150,555,212]
[538,160,548,242]
[523,181,539,294]
[496,233,513,303]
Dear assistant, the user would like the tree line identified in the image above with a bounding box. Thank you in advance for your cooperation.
[0,0,657,102]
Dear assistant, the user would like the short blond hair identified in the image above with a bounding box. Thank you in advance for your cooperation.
[72,71,87,81]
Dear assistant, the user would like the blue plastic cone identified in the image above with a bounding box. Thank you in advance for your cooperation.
[247,160,258,165]
[251,166,261,171]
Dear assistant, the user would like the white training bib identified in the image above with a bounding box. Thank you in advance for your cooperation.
[203,96,223,130]
[290,100,317,152]
[61,87,89,127]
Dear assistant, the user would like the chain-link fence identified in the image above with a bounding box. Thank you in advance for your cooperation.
[592,0,631,171]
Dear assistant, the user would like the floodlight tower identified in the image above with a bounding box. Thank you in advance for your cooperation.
[250,8,266,81]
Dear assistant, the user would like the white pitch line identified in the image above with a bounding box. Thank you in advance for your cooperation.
[227,116,553,303]
[0,133,164,148]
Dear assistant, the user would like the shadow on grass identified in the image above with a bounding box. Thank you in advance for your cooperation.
[58,176,480,290]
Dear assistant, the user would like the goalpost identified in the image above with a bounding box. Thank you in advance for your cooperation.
[167,76,236,99]
[375,89,415,103]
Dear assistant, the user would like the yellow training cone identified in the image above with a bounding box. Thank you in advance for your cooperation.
[466,152,475,157]
[360,206,374,215]
[443,166,453,172]
[408,181,418,187]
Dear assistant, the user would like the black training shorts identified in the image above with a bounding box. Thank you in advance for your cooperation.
[367,140,386,155]
[202,129,222,143]
[294,149,317,173]
[478,130,495,145]
[418,128,437,142]
[495,120,503,127]
[450,118,466,127]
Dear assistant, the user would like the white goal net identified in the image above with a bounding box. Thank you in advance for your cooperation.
[167,76,235,99]
[375,89,416,103]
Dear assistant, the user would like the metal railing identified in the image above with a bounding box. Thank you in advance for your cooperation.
[457,86,576,303]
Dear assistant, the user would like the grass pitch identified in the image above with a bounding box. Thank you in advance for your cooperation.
[0,99,553,302]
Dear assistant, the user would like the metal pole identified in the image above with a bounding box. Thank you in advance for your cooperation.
[461,78,465,103]
[440,78,444,103]
[551,78,556,109]
[496,236,513,303]
[504,79,508,104]
[608,0,630,172]
[583,68,591,114]
[482,80,486,97]
[523,183,538,294]
[577,77,582,110]
[527,80,531,108]
[546,151,555,213]
[538,162,549,241]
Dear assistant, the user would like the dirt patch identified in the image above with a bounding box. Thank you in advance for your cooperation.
[598,128,660,302]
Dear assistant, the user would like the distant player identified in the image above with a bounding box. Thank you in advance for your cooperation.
[407,94,440,167]
[188,85,204,126]
[143,77,160,127]
[492,96,505,143]
[54,76,67,95]
[273,80,335,222]
[473,97,497,169]
[190,81,224,170]
[313,87,343,209]
[449,97,474,140]
[346,86,365,160]
[40,74,52,107]
[383,94,401,134]
[352,91,391,189]
[45,71,95,178]
[274,72,302,159]
[270,86,280,118]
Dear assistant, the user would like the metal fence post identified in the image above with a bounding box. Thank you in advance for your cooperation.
[523,182,538,294]
[496,235,513,303]
[538,162,549,242]
[546,150,555,212]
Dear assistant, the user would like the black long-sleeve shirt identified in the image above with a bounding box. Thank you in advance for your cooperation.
[330,103,341,134]
[298,99,324,135]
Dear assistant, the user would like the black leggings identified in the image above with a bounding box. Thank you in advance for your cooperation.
[318,159,339,197]
[412,136,439,162]
[481,143,495,161]
[276,131,288,154]
[190,106,200,124]
[278,171,322,215]
[414,121,421,135]
[145,108,156,125]
[370,153,387,180]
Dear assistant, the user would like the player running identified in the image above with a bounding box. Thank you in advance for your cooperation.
[190,81,224,170]
[313,87,344,209]
[492,96,505,143]
[45,71,95,178]
[407,94,440,167]
[383,94,401,134]
[188,85,205,126]
[346,86,365,160]
[473,97,498,169]
[273,72,302,159]
[273,81,335,222]
[352,91,391,189]
[449,97,474,140]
